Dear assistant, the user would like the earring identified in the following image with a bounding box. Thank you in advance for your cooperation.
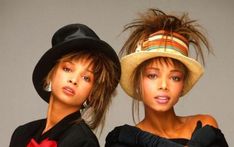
[136,89,139,94]
[44,82,52,92]
[80,100,90,113]
[82,100,90,108]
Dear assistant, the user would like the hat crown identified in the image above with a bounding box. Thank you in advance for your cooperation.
[51,24,100,47]
[33,23,121,102]
[137,30,189,56]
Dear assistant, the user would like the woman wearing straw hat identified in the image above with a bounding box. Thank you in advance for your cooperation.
[105,9,228,147]
[9,23,121,147]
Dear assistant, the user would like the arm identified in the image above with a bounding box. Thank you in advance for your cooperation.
[9,125,34,147]
[187,121,229,147]
[106,123,228,147]
[128,120,228,147]
[197,114,218,128]
[209,128,229,147]
[9,127,20,147]
[105,124,184,147]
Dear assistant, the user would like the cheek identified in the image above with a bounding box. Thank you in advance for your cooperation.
[51,73,64,85]
[171,82,184,96]
[79,81,93,94]
[85,84,93,94]
[141,79,149,94]
[51,69,63,81]
[141,79,156,97]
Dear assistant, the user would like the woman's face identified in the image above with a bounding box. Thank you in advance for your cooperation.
[50,58,94,110]
[141,58,185,112]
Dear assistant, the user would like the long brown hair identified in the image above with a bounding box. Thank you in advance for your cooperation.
[45,50,120,131]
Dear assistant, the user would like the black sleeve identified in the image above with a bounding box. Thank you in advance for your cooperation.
[9,120,44,147]
[9,126,20,147]
[9,125,33,147]
[209,128,229,147]
[105,124,183,147]
[187,121,229,147]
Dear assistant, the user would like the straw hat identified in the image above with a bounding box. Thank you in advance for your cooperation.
[32,23,121,102]
[120,30,204,99]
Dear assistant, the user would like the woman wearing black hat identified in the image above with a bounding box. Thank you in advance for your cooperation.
[9,24,121,147]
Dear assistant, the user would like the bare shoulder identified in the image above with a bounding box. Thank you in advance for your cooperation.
[191,114,218,128]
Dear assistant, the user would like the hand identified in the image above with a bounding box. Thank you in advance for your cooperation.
[188,121,217,147]
[105,125,143,146]
[105,126,122,146]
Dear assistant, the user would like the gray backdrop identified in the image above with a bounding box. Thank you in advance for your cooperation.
[1,0,233,146]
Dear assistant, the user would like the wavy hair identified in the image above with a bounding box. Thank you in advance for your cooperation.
[45,50,120,132]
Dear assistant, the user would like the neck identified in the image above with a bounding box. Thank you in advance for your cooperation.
[138,107,183,138]
[43,95,79,134]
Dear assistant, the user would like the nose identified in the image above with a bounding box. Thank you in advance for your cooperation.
[68,79,78,86]
[159,78,168,90]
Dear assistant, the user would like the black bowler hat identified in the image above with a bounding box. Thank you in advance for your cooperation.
[32,23,121,102]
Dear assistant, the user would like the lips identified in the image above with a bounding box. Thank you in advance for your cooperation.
[63,86,75,96]
[155,96,169,104]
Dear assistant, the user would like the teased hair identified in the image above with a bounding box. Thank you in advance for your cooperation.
[120,8,212,65]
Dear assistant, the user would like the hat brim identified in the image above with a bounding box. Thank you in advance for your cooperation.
[120,49,204,99]
[33,37,119,102]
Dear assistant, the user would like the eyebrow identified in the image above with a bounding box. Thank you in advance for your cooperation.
[145,67,159,70]
[170,69,183,73]
[62,61,74,65]
[146,67,183,73]
[62,61,94,73]
[85,69,94,73]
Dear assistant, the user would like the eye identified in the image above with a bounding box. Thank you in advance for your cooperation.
[83,75,91,82]
[171,76,182,82]
[147,73,157,79]
[63,67,72,72]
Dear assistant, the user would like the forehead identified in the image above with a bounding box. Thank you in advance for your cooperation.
[146,57,176,67]
[143,57,187,72]
[63,58,94,69]
[60,52,94,64]
[61,52,93,61]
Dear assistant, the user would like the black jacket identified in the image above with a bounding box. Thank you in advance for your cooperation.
[9,111,99,147]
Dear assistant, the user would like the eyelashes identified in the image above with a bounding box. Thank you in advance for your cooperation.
[63,67,72,72]
[62,66,93,83]
[145,73,184,82]
[146,73,158,79]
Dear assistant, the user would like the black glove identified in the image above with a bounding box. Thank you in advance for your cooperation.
[211,127,229,147]
[106,124,184,147]
[194,123,229,147]
[105,125,122,146]
[188,121,219,147]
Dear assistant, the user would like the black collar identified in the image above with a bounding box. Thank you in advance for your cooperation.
[34,111,81,142]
